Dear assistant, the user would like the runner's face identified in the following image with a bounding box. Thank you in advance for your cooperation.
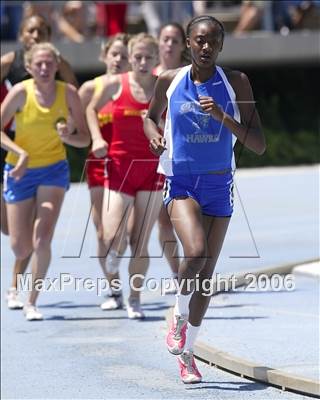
[187,22,223,69]
[129,42,158,75]
[159,26,185,61]
[104,40,129,75]
[28,50,58,83]
[20,17,50,50]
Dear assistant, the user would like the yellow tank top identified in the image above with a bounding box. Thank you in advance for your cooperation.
[94,76,103,96]
[94,75,113,127]
[6,79,68,168]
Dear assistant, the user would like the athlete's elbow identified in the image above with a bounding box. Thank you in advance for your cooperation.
[249,130,266,155]
[257,144,266,155]
[143,116,152,128]
[256,135,266,155]
[252,142,266,156]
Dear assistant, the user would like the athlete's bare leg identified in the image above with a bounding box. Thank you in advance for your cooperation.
[11,256,32,288]
[1,184,9,235]
[188,215,230,326]
[102,188,134,271]
[168,197,208,294]
[158,204,179,276]
[128,190,162,300]
[6,197,35,260]
[168,196,230,322]
[28,186,65,305]
[90,187,121,288]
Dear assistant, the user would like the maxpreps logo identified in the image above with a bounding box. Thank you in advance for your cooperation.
[179,102,221,143]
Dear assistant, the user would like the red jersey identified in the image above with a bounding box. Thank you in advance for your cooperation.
[87,100,113,159]
[98,101,113,143]
[86,78,114,187]
[86,97,113,188]
[109,73,157,160]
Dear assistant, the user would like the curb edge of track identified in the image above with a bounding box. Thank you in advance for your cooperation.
[210,258,320,295]
[165,258,320,398]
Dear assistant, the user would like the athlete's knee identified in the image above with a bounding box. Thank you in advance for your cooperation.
[33,234,52,252]
[11,239,32,260]
[103,231,117,248]
[129,235,148,257]
[96,226,104,242]
[185,242,206,260]
[184,246,207,273]
[92,212,103,234]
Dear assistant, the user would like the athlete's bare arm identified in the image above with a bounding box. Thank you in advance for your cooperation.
[199,69,266,155]
[0,83,28,179]
[59,84,90,148]
[78,80,95,109]
[227,69,265,154]
[86,75,120,158]
[144,69,179,156]
[0,83,26,128]
[0,52,15,83]
[0,131,28,180]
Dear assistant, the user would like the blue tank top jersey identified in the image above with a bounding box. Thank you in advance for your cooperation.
[158,65,240,176]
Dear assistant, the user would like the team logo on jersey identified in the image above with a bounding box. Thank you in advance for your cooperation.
[124,109,147,117]
[180,102,198,114]
[54,117,67,130]
[186,133,220,143]
[98,112,112,127]
[180,101,211,133]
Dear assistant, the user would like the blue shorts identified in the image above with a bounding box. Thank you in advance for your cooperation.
[163,173,234,217]
[3,160,70,203]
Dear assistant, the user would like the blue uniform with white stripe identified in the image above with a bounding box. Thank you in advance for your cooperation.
[160,65,239,216]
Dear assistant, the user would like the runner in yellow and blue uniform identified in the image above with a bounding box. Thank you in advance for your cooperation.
[1,42,90,321]
[0,14,78,311]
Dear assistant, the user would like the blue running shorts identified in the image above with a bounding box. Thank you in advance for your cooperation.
[3,160,70,203]
[163,172,234,217]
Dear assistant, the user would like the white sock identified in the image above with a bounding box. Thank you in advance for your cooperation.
[174,292,193,317]
[184,323,200,352]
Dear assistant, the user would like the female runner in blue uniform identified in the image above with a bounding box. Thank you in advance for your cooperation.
[144,15,266,384]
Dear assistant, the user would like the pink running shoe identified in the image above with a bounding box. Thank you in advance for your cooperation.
[178,350,202,384]
[166,314,188,355]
